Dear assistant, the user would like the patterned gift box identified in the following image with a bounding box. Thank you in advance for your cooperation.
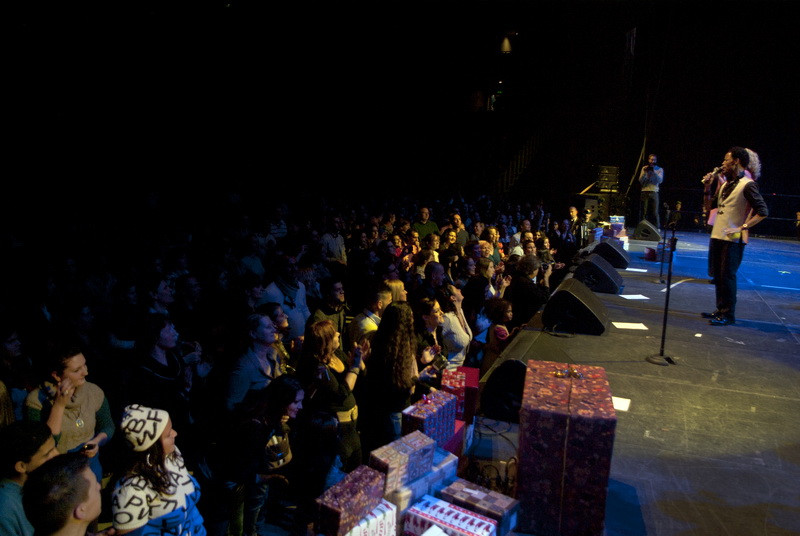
[387,447,458,516]
[398,431,436,482]
[369,442,412,495]
[442,420,465,457]
[344,499,397,536]
[317,465,387,536]
[456,367,480,425]
[402,495,497,536]
[402,391,457,447]
[437,479,519,536]
[516,360,616,536]
[370,432,436,495]
[440,369,466,418]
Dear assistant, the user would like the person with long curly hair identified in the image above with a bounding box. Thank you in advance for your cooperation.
[359,301,435,454]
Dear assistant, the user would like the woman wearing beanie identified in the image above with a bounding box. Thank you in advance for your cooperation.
[110,404,206,535]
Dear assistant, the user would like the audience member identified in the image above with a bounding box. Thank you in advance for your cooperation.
[110,404,205,536]
[0,421,59,536]
[436,285,472,370]
[22,452,104,536]
[224,314,284,414]
[24,345,114,483]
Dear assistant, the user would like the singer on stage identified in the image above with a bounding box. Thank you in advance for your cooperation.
[701,147,768,326]
[639,153,664,228]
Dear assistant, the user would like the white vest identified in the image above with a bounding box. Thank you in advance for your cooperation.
[711,177,752,241]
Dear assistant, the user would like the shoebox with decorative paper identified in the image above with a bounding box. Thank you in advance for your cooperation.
[603,223,627,237]
[386,447,458,517]
[402,391,457,448]
[343,499,397,536]
[441,419,466,456]
[316,465,387,536]
[458,417,518,497]
[370,431,436,495]
[437,478,520,536]
[458,367,479,424]
[516,360,617,536]
[402,495,497,536]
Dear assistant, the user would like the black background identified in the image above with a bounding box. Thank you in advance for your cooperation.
[7,0,799,236]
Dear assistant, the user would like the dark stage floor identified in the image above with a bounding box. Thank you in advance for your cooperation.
[255,230,800,536]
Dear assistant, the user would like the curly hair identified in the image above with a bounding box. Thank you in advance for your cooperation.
[746,148,761,180]
[370,302,417,390]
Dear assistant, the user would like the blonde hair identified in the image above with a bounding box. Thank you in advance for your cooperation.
[385,279,406,303]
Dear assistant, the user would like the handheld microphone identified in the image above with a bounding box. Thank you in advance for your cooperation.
[701,166,723,184]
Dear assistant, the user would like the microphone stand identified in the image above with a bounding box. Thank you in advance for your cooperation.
[658,206,671,283]
[647,228,678,366]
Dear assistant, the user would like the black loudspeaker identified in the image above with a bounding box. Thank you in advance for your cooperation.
[480,359,527,424]
[573,253,623,294]
[593,239,630,269]
[633,219,662,241]
[542,277,609,335]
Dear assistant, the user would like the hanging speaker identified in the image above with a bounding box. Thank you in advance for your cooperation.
[573,253,623,294]
[542,277,609,335]
[593,239,630,269]
[633,219,662,241]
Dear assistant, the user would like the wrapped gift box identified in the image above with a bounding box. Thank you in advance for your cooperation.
[387,447,458,516]
[516,360,617,536]
[370,431,435,494]
[457,367,479,425]
[442,419,465,457]
[344,499,397,536]
[398,431,436,481]
[437,478,519,536]
[402,495,497,536]
[421,526,448,536]
[440,369,466,419]
[402,391,457,448]
[317,465,387,536]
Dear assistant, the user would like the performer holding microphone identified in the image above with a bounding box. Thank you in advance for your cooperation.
[639,153,664,228]
[701,147,768,326]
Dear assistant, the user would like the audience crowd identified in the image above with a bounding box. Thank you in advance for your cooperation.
[0,191,595,536]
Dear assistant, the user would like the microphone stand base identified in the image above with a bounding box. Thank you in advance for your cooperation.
[646,354,676,366]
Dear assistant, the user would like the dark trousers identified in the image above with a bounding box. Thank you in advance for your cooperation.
[640,191,660,228]
[709,238,745,320]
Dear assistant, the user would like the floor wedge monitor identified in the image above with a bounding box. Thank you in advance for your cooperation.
[573,253,623,294]
[594,238,630,269]
[542,277,609,335]
[633,219,662,241]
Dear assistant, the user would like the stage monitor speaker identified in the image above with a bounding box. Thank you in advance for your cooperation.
[480,359,527,424]
[542,277,609,335]
[633,219,662,241]
[573,253,623,294]
[594,239,630,269]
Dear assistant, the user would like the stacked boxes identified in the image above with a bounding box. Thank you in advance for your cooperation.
[437,478,519,536]
[385,447,458,514]
[402,495,497,536]
[343,499,398,536]
[402,391,457,448]
[316,465,387,536]
[516,360,617,536]
[440,367,479,424]
[370,431,436,494]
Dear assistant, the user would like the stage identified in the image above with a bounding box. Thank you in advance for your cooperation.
[500,230,800,535]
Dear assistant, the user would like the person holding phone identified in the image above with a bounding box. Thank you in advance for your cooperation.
[25,345,114,484]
